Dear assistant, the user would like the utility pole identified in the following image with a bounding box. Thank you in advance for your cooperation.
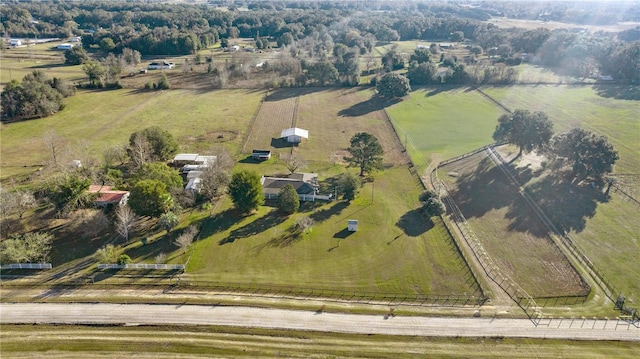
[371,182,375,204]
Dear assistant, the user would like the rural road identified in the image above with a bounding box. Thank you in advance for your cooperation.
[1,303,638,341]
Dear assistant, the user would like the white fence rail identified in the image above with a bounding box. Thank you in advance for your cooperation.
[97,263,185,270]
[0,263,52,269]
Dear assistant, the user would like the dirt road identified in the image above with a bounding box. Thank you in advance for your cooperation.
[1,303,638,341]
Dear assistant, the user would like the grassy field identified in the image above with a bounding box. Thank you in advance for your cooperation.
[0,88,264,182]
[481,85,640,174]
[387,86,506,169]
[186,165,479,295]
[0,43,84,88]
[179,87,479,296]
[386,84,638,300]
[1,86,479,298]
[2,324,638,358]
[439,151,588,298]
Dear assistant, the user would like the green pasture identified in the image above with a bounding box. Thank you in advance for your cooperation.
[387,86,506,168]
[481,85,640,174]
[186,166,479,295]
[0,88,264,181]
[2,325,638,359]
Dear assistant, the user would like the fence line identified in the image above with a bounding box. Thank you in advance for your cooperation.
[485,147,590,293]
[179,280,487,307]
[607,181,640,208]
[485,146,638,324]
[0,263,52,270]
[433,174,542,324]
[97,263,185,270]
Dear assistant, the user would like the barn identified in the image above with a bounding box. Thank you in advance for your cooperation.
[280,127,309,143]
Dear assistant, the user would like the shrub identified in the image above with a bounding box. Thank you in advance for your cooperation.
[117,254,132,265]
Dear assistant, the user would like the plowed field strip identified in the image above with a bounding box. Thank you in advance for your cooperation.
[244,91,298,153]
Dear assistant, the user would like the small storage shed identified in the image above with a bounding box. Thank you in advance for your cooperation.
[252,149,271,161]
[281,127,309,143]
[57,43,74,50]
[348,219,359,232]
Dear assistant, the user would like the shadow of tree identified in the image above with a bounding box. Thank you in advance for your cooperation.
[593,84,640,100]
[396,209,434,236]
[449,156,514,219]
[310,201,350,223]
[264,228,303,248]
[449,155,608,236]
[198,208,239,239]
[338,95,400,117]
[124,230,182,262]
[525,174,609,233]
[219,210,286,245]
[264,87,325,102]
[423,85,467,97]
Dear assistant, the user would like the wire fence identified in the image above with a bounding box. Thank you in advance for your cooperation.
[0,263,52,270]
[177,281,488,307]
[485,145,637,324]
[97,263,185,270]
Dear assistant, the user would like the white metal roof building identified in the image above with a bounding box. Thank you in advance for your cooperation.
[280,127,309,143]
[173,153,199,162]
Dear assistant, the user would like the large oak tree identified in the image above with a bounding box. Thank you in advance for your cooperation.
[492,109,554,157]
[550,128,619,180]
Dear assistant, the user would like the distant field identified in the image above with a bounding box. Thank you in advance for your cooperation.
[481,85,640,173]
[489,17,640,33]
[0,88,265,182]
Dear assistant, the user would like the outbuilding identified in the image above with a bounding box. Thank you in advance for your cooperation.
[280,127,309,143]
[57,43,74,50]
[252,149,271,161]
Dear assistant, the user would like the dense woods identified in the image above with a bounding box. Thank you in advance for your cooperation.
[1,1,639,122]
[2,0,638,84]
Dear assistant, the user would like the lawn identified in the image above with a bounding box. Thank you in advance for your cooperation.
[187,166,480,296]
[0,88,265,182]
[386,86,506,169]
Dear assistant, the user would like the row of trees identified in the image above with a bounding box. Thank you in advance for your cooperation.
[493,109,619,180]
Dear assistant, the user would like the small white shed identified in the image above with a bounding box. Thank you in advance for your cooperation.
[348,219,359,232]
[281,127,309,143]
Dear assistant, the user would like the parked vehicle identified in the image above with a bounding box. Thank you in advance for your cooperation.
[147,61,175,70]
